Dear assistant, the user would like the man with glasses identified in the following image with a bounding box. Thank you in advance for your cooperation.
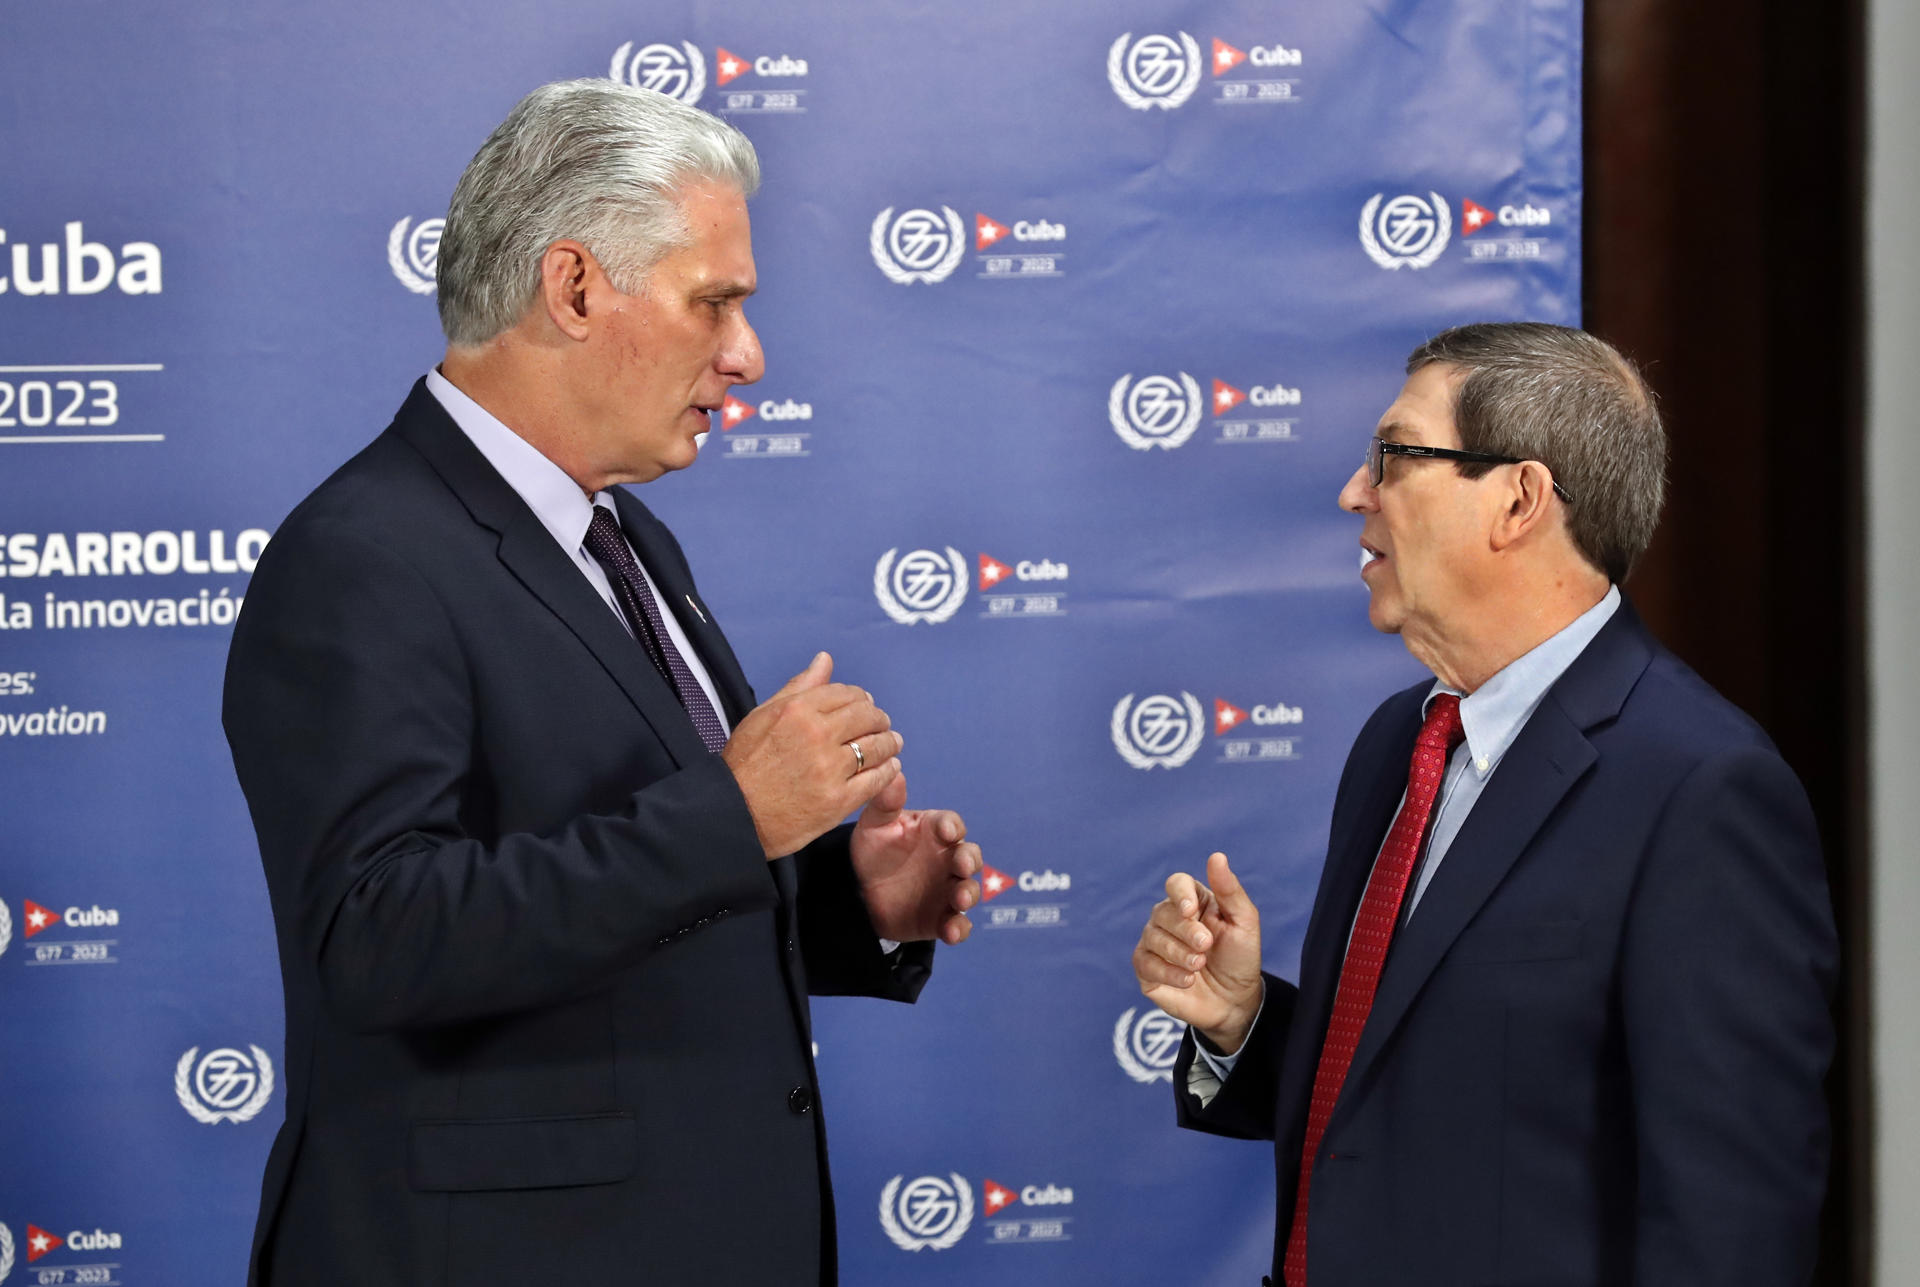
[1132,322,1836,1287]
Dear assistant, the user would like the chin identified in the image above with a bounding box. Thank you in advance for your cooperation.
[1365,593,1405,635]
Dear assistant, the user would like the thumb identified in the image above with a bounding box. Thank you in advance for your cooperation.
[1207,851,1257,920]
[771,651,833,700]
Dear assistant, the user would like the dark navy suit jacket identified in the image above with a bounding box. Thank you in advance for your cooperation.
[223,381,930,1286]
[1176,602,1836,1287]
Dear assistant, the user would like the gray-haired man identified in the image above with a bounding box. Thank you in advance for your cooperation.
[224,79,980,1286]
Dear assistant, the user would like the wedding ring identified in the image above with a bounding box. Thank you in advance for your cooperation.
[848,740,866,773]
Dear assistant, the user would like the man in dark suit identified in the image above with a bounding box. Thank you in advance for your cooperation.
[1132,323,1836,1286]
[223,80,981,1286]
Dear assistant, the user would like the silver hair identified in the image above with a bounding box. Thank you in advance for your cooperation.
[1407,322,1668,582]
[436,78,760,346]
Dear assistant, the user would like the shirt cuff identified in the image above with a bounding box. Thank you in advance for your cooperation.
[1182,991,1259,1114]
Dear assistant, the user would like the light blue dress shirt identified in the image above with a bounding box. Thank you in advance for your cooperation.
[424,369,731,735]
[1195,585,1622,1082]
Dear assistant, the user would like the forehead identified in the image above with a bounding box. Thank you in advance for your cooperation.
[1374,362,1463,447]
[655,179,756,291]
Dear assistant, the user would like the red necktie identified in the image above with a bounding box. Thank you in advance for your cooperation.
[1283,693,1464,1287]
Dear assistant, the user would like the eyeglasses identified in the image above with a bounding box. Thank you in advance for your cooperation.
[1366,436,1574,504]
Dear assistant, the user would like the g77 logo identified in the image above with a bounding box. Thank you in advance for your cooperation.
[869,207,967,285]
[175,1044,275,1123]
[1108,32,1203,110]
[1108,373,1203,450]
[610,40,707,104]
[879,1173,975,1251]
[1359,192,1452,270]
[1111,692,1206,769]
[874,547,968,624]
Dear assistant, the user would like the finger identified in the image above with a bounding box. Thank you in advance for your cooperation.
[841,754,903,809]
[1162,872,1203,918]
[927,810,965,845]
[805,681,882,715]
[1155,912,1214,956]
[949,875,980,912]
[848,731,905,777]
[768,651,833,700]
[779,683,877,720]
[1140,923,1208,971]
[1206,852,1258,920]
[941,912,971,945]
[948,841,982,878]
[823,697,894,742]
[1132,943,1197,990]
[861,766,908,817]
[1150,900,1214,949]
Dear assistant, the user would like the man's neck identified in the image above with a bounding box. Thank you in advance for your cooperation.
[1408,573,1611,693]
[439,346,595,498]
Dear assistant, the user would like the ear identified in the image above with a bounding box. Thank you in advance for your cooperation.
[1488,460,1561,553]
[536,239,600,341]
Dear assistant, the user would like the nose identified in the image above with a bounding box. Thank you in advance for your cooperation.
[720,312,764,386]
[1338,462,1377,514]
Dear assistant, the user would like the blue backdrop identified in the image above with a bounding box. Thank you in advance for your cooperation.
[0,2,1580,1282]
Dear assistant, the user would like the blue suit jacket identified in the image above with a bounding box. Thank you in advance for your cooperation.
[224,381,930,1286]
[1175,602,1836,1286]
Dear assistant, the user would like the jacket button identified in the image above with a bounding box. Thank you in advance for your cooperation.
[787,1085,814,1115]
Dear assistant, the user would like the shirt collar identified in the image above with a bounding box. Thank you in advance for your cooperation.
[425,368,619,554]
[1424,584,1622,778]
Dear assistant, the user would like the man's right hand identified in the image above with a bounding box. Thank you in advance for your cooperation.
[721,652,903,859]
[1132,852,1265,1055]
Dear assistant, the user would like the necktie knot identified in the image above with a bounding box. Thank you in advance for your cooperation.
[583,505,628,565]
[1418,693,1464,753]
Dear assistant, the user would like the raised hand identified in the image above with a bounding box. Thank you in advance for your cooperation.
[849,771,982,945]
[721,652,902,858]
[1132,852,1265,1053]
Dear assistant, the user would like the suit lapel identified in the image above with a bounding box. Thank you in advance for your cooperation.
[1331,604,1654,1113]
[1334,705,1595,1105]
[1296,722,1417,1033]
[388,381,708,769]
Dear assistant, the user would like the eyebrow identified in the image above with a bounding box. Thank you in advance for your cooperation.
[1375,420,1414,443]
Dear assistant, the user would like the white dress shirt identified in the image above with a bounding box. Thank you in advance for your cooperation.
[424,369,731,735]
[1191,587,1622,1092]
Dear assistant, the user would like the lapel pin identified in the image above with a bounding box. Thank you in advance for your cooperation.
[685,593,707,624]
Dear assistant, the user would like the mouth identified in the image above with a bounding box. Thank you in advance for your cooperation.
[1359,541,1385,575]
[690,403,719,448]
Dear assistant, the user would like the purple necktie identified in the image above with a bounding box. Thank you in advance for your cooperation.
[581,505,728,754]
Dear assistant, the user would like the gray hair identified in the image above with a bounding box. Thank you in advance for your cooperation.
[1406,322,1667,582]
[436,79,760,346]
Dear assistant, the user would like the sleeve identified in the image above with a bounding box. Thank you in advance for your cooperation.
[792,823,934,1002]
[1621,746,1838,1287]
[1172,971,1298,1140]
[1185,987,1270,1105]
[222,520,776,1033]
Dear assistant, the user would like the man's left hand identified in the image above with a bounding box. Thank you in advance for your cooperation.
[849,772,981,945]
